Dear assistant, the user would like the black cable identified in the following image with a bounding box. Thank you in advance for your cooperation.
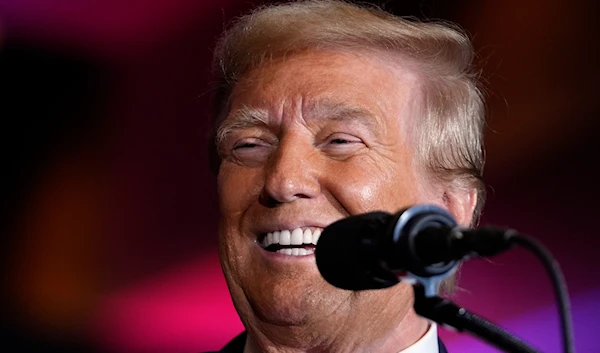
[414,286,540,353]
[509,235,575,353]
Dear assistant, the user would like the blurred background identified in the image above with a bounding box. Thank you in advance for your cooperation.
[0,0,598,352]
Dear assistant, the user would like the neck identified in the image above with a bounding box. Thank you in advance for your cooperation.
[244,307,429,353]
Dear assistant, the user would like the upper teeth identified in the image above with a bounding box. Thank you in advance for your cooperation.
[262,227,322,248]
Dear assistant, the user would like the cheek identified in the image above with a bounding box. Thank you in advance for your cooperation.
[217,164,263,215]
[325,159,421,215]
[217,166,259,282]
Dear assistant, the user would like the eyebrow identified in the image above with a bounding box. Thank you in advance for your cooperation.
[215,105,270,148]
[215,99,380,147]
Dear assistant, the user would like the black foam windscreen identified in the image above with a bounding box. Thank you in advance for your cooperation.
[315,211,399,290]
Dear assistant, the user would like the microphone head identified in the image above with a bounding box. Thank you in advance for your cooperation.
[315,211,399,290]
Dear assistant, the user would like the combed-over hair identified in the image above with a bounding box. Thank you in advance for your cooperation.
[210,0,486,223]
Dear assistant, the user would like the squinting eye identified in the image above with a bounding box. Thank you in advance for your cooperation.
[234,142,259,149]
[232,137,268,150]
[320,134,365,159]
[326,134,362,146]
[330,138,352,144]
[229,138,273,166]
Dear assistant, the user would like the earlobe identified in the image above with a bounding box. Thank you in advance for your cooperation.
[442,187,478,227]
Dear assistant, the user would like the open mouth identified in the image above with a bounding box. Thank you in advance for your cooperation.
[259,227,322,256]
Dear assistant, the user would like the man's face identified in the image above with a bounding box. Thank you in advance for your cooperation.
[216,50,444,333]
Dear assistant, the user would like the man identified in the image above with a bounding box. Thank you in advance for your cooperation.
[208,1,485,352]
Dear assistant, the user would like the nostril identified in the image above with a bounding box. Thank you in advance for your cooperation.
[259,191,281,208]
[258,191,312,207]
[260,179,319,206]
[295,193,311,199]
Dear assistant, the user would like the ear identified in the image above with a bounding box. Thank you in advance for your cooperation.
[442,187,478,227]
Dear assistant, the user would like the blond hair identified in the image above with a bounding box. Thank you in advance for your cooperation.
[210,0,486,223]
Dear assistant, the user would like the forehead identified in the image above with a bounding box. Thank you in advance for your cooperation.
[227,49,422,124]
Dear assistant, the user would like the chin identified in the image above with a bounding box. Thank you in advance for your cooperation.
[244,273,347,326]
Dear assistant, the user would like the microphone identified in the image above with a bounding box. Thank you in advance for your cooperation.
[315,205,517,291]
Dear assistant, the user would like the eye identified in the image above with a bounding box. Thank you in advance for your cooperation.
[233,138,269,151]
[230,137,274,165]
[234,141,261,149]
[330,138,354,144]
[321,133,365,157]
[326,134,363,146]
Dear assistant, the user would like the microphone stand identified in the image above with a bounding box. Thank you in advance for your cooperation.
[413,285,540,353]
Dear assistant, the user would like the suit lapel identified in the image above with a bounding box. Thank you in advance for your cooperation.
[219,332,246,353]
[438,336,449,353]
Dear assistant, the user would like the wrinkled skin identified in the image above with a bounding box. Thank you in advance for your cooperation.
[216,50,474,352]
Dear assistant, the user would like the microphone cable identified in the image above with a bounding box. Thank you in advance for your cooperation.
[509,234,575,353]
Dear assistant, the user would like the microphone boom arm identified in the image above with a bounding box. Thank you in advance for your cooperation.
[413,285,541,353]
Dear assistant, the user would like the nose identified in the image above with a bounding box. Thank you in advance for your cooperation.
[259,137,321,207]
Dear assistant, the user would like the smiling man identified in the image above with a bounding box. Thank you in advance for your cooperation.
[208,1,485,352]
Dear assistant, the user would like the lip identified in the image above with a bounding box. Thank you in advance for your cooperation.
[257,226,323,242]
[256,241,318,262]
[247,215,341,262]
[250,217,334,237]
[253,223,329,236]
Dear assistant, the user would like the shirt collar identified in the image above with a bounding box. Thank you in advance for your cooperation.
[399,323,439,353]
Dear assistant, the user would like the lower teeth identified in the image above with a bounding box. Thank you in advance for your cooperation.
[276,248,314,256]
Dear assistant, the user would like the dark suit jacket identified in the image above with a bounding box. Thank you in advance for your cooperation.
[208,332,448,353]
